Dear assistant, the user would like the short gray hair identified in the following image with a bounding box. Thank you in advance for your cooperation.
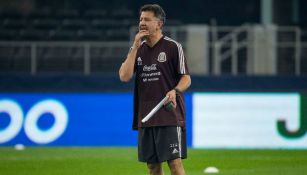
[140,4,166,25]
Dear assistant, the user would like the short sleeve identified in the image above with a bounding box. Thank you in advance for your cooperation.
[175,43,189,75]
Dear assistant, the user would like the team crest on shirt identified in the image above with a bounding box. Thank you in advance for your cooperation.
[137,57,142,65]
[157,52,167,62]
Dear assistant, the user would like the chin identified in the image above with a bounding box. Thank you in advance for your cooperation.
[143,35,149,40]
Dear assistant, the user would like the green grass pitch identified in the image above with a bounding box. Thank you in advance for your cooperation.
[0,147,306,175]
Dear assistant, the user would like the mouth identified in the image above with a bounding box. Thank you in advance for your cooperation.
[139,25,148,31]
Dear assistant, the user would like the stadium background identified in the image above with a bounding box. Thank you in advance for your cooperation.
[1,0,307,174]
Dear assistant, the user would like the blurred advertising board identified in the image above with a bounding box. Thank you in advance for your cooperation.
[1,92,306,148]
[0,93,137,146]
[193,93,307,149]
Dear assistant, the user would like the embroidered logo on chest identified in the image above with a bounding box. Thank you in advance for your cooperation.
[157,52,167,62]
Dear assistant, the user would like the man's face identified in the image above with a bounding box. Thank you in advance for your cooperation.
[139,11,162,37]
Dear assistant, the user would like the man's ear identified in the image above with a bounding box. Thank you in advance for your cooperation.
[158,21,163,29]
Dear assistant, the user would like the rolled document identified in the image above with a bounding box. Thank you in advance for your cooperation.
[141,96,169,123]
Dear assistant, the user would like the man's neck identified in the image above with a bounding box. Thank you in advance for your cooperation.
[146,32,163,48]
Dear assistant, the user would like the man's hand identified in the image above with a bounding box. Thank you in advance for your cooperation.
[133,29,149,49]
[165,89,177,109]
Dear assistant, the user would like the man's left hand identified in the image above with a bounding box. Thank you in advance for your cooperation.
[165,89,177,108]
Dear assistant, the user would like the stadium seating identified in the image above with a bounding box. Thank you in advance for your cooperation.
[0,1,305,76]
[0,8,138,41]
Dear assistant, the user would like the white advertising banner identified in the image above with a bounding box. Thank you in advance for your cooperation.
[193,93,307,148]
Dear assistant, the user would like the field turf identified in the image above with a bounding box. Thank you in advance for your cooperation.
[0,147,306,175]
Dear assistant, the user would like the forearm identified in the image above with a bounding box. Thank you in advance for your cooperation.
[174,75,191,93]
[119,28,149,82]
[119,47,138,82]
[165,74,191,108]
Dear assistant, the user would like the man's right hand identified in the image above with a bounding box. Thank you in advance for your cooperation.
[119,30,148,82]
[133,30,149,49]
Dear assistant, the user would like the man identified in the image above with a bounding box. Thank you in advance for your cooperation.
[119,4,191,175]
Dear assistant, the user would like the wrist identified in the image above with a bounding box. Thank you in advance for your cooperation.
[130,45,136,50]
[129,45,138,53]
[174,88,181,94]
[132,41,140,49]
